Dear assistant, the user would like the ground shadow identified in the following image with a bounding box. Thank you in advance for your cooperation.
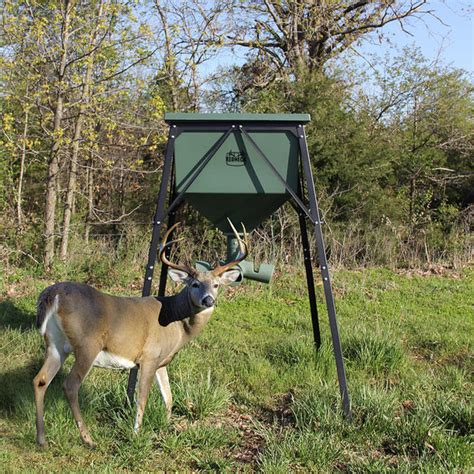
[0,357,67,418]
[0,357,102,444]
[0,300,35,330]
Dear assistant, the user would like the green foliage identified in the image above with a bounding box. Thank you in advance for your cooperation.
[0,2,472,271]
[226,48,473,268]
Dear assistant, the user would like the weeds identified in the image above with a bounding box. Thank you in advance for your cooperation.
[343,331,406,376]
[172,369,231,421]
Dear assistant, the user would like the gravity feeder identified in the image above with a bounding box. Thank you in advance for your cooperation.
[127,113,351,417]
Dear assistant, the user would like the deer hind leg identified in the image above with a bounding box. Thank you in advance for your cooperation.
[33,343,66,447]
[63,343,100,447]
[33,319,70,447]
[133,363,157,433]
[155,366,172,420]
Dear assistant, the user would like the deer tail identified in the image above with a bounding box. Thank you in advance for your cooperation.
[36,285,59,334]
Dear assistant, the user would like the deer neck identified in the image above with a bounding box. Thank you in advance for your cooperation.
[156,288,213,340]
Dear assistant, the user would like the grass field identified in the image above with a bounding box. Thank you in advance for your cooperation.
[0,267,472,472]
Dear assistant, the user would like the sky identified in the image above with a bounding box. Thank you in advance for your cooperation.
[359,1,473,73]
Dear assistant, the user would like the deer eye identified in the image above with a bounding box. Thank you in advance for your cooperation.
[191,282,199,288]
[213,284,219,289]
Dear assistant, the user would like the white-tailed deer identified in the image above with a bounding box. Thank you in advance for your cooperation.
[33,221,247,447]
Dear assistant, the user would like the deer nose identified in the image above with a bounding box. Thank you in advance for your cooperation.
[202,296,215,308]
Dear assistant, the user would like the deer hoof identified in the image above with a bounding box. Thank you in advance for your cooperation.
[81,434,96,448]
[37,440,48,449]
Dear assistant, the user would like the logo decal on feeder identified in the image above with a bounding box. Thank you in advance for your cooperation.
[226,151,247,166]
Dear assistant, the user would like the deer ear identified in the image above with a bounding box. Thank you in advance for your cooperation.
[219,269,241,285]
[168,269,189,283]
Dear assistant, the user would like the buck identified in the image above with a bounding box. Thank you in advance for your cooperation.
[33,222,247,447]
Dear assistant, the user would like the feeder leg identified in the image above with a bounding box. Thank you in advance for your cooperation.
[298,212,321,349]
[157,215,174,297]
[157,198,184,297]
[297,125,352,418]
[157,164,181,298]
[126,128,175,405]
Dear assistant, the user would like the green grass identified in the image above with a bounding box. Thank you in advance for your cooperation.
[0,267,472,472]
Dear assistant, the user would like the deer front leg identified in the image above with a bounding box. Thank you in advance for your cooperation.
[63,345,99,447]
[134,363,157,433]
[33,344,66,447]
[155,366,172,420]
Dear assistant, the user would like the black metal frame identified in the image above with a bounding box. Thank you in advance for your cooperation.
[127,121,351,417]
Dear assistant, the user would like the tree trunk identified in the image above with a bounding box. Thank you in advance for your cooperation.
[84,152,94,243]
[59,110,80,260]
[44,0,72,268]
[409,94,418,228]
[409,177,415,225]
[17,106,29,228]
[191,62,199,111]
[60,0,105,260]
[155,0,179,110]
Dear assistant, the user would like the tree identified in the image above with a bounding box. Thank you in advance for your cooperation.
[369,50,474,228]
[59,0,106,260]
[1,0,161,266]
[152,0,232,112]
[226,0,429,82]
[43,0,73,268]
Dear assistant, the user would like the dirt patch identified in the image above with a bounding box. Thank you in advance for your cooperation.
[411,345,472,371]
[438,349,473,370]
[222,404,266,464]
[206,393,296,465]
[260,391,295,427]
[395,265,462,279]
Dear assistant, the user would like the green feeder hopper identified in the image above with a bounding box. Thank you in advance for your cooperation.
[170,113,309,284]
[128,113,352,419]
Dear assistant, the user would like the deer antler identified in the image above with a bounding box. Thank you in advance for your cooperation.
[212,219,248,276]
[159,223,195,275]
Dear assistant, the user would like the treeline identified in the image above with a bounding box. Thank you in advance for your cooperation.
[1,0,472,272]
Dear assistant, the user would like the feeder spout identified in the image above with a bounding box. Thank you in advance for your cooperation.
[226,234,242,262]
[225,234,274,284]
